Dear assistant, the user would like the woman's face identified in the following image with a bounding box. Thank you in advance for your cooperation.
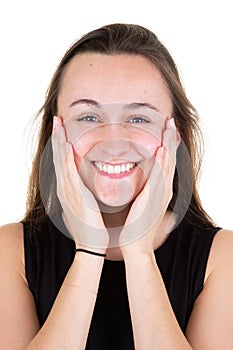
[57,53,173,208]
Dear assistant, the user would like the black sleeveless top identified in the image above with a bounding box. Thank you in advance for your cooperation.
[23,216,220,349]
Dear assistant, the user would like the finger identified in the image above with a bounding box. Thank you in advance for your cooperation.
[52,116,68,173]
[161,118,178,199]
[52,115,63,132]
[134,152,165,218]
[146,145,165,186]
[62,143,79,186]
[52,116,66,152]
[52,116,73,203]
[62,144,101,215]
[144,118,177,201]
[162,118,177,175]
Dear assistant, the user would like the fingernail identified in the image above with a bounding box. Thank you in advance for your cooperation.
[158,146,164,158]
[168,118,176,129]
[53,116,62,130]
[53,116,58,130]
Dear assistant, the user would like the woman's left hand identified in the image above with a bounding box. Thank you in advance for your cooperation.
[119,117,179,257]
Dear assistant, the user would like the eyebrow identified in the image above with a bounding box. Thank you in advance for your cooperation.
[69,99,159,112]
[69,98,101,108]
[125,102,159,112]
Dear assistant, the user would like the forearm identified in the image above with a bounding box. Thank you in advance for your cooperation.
[26,253,104,350]
[124,252,192,350]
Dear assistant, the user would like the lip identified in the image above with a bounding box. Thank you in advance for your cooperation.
[91,161,138,179]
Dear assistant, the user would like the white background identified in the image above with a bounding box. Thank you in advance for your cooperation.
[0,0,232,228]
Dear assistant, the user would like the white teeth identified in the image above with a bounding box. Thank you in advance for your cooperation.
[102,164,108,172]
[108,165,114,174]
[94,162,136,174]
[114,165,121,174]
[126,163,131,171]
[121,164,126,172]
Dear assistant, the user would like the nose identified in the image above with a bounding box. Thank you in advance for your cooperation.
[99,123,131,158]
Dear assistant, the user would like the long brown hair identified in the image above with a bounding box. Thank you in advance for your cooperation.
[23,23,215,228]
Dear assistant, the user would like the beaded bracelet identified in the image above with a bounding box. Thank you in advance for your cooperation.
[75,248,107,257]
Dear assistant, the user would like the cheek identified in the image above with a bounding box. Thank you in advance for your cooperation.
[64,117,97,158]
[145,137,161,156]
[72,135,94,169]
[127,123,164,158]
[133,131,161,158]
[64,121,105,167]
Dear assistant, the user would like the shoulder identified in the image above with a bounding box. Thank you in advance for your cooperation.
[0,222,24,244]
[0,222,24,245]
[205,228,233,282]
[0,222,25,277]
[186,228,233,348]
[0,223,40,346]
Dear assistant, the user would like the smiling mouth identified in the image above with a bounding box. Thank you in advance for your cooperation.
[93,161,138,176]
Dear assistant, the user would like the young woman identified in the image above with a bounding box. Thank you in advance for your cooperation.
[0,23,233,350]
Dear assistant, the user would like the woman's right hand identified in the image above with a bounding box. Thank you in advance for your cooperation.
[51,116,109,253]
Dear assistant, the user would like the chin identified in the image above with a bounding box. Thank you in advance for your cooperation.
[96,193,135,210]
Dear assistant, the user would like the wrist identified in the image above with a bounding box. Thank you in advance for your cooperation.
[73,249,106,269]
[124,252,157,275]
[121,246,155,263]
[75,248,107,258]
[75,242,106,253]
[75,243,107,259]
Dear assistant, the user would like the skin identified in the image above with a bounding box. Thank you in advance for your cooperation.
[52,113,177,254]
[56,53,177,256]
[58,54,173,208]
[0,53,233,349]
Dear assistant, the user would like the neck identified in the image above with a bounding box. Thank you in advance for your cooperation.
[100,207,177,261]
[99,202,132,229]
[98,202,132,259]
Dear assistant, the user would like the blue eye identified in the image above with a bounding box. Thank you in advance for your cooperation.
[78,115,99,122]
[129,116,150,123]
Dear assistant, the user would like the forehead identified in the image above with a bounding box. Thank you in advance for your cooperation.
[58,53,172,116]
